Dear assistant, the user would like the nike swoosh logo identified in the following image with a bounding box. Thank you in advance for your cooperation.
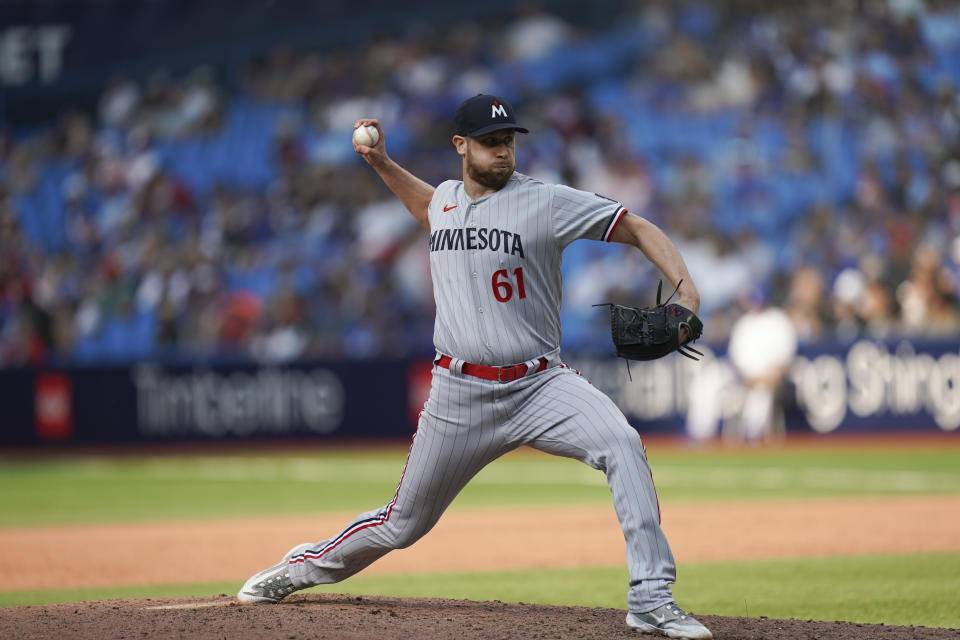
[443,204,457,212]
[650,613,666,624]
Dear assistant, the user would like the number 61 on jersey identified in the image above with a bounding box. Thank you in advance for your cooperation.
[492,267,527,302]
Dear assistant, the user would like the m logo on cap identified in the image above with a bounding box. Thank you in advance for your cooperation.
[454,94,528,136]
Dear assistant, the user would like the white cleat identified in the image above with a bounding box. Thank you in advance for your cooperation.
[626,602,713,639]
[237,561,299,604]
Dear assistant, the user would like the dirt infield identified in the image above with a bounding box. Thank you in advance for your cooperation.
[2,495,960,638]
[2,496,959,591]
[3,435,959,638]
[3,593,959,640]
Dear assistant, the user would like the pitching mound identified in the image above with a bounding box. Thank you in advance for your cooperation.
[3,594,958,640]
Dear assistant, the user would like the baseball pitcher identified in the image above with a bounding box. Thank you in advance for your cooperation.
[238,94,712,639]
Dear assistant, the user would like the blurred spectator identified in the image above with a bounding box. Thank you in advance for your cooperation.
[897,243,960,334]
[782,267,823,342]
[2,0,960,366]
[501,3,573,61]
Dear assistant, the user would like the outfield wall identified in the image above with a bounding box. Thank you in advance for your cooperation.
[1,338,957,445]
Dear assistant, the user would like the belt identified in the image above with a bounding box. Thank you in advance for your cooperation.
[436,354,548,382]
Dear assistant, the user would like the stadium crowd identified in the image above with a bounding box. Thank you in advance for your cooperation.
[2,0,960,366]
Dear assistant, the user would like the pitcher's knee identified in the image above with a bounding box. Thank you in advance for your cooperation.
[393,535,418,550]
[605,424,645,455]
[388,524,429,550]
[374,515,432,550]
[596,428,649,469]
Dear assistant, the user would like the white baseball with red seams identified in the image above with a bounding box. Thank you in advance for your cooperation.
[285,171,680,614]
[352,124,379,147]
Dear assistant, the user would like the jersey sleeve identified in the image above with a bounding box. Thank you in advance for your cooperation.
[550,184,628,248]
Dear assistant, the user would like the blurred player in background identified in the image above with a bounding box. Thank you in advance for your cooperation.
[686,289,797,444]
[726,294,798,442]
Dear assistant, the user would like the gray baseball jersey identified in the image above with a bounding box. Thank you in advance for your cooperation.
[428,172,627,365]
[283,171,679,614]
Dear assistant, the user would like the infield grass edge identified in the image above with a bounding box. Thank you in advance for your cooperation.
[1,552,957,629]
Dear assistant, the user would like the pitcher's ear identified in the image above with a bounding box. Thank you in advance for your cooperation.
[452,135,468,155]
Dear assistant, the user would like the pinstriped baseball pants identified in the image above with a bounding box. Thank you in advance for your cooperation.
[288,362,677,612]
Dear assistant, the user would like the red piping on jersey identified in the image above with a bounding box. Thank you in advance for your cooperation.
[603,207,628,242]
[288,433,417,564]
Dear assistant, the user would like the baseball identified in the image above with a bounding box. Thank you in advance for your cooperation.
[353,124,379,147]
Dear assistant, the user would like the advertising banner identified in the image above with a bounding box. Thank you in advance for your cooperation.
[1,338,957,446]
[569,338,960,435]
[0,360,419,445]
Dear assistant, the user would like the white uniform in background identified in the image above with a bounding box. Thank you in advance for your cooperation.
[727,307,798,440]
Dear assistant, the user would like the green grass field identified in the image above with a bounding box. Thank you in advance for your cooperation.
[3,444,959,527]
[1,440,959,628]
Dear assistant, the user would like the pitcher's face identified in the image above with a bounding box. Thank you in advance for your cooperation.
[459,130,516,191]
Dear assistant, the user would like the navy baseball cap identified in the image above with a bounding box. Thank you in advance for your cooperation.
[454,94,529,137]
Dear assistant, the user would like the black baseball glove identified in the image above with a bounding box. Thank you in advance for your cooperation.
[599,280,704,362]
